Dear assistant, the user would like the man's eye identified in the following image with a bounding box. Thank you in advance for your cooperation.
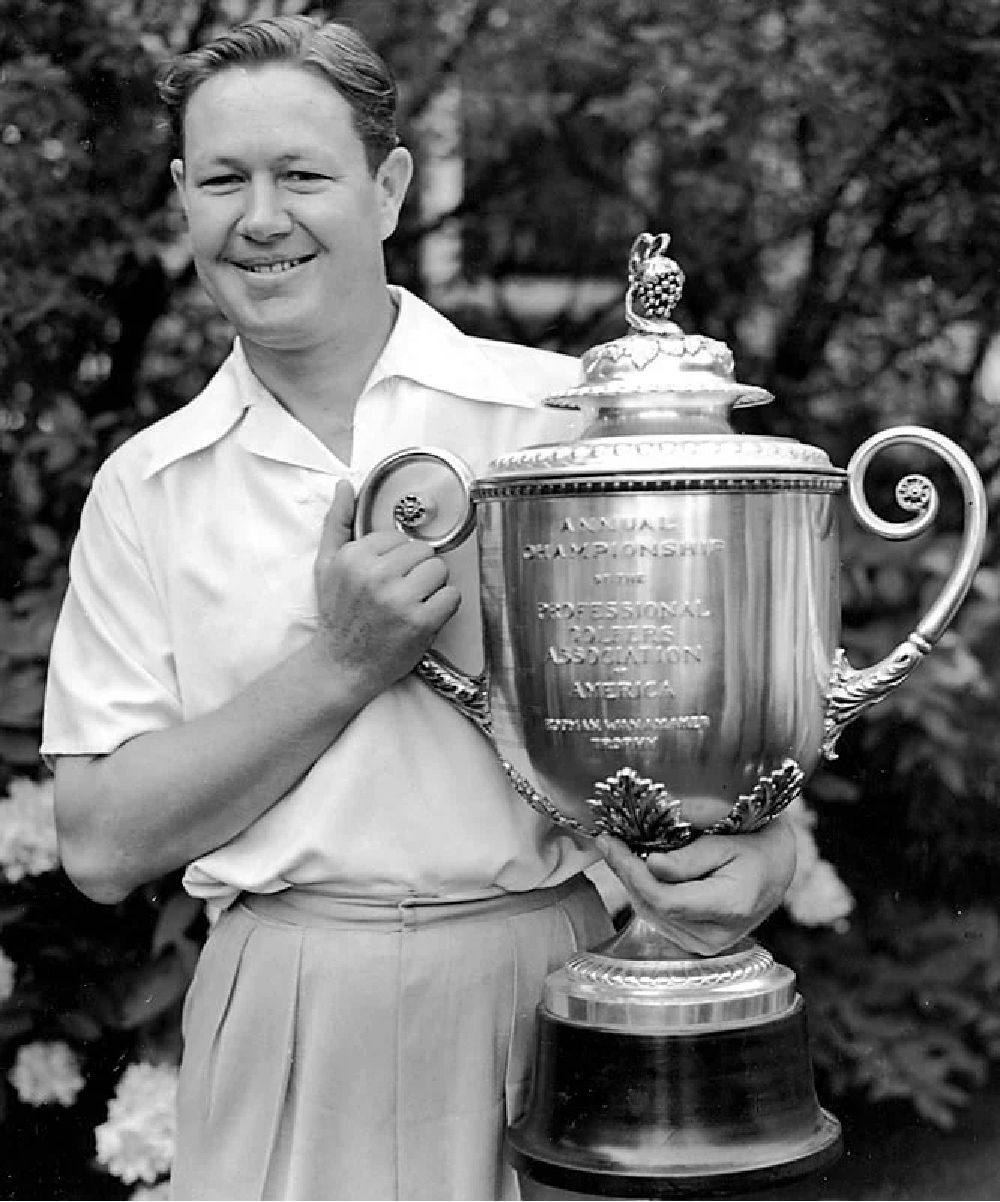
[201,175,242,189]
[284,171,326,184]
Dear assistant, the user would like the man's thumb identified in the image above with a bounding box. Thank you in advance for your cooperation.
[320,479,357,554]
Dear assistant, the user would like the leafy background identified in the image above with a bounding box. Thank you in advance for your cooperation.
[2,0,1000,1196]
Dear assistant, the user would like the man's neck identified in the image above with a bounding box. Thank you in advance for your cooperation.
[241,289,398,459]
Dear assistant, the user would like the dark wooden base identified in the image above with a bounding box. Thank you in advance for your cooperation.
[508,998,842,1197]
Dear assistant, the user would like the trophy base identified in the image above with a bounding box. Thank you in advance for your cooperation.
[508,929,842,1197]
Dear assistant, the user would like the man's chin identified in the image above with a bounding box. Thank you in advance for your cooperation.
[231,317,320,355]
[218,296,313,347]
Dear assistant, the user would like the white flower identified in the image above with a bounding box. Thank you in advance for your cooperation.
[0,777,59,882]
[131,1183,171,1200]
[782,796,855,929]
[9,1040,85,1107]
[95,1061,178,1185]
[0,947,15,1003]
[785,857,856,928]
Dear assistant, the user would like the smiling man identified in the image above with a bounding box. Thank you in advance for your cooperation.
[170,58,411,461]
[41,15,795,1202]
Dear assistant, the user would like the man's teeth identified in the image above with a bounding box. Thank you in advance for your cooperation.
[244,258,307,274]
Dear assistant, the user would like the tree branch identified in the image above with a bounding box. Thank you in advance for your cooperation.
[396,0,493,130]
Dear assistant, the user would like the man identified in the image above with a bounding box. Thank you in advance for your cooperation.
[42,16,794,1200]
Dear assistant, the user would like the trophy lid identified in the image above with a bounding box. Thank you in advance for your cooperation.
[477,233,842,485]
[546,232,772,412]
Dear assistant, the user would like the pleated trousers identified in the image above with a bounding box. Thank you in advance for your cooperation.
[169,876,612,1201]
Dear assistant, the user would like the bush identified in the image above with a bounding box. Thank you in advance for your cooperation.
[4,0,1000,1194]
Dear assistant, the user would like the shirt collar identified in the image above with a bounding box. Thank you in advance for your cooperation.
[141,286,543,479]
[141,344,249,479]
[368,287,550,407]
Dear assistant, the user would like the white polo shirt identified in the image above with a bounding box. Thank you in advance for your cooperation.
[41,287,601,910]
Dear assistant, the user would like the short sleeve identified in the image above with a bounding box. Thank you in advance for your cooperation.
[41,466,182,763]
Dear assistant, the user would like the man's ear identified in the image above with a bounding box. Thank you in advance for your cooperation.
[376,146,413,241]
[170,158,189,216]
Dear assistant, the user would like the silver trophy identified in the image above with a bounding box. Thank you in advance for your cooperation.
[357,233,987,1195]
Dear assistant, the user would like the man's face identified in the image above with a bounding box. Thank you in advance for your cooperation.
[171,64,411,352]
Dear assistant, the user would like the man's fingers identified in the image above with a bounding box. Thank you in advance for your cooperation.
[420,583,462,628]
[594,834,667,914]
[594,833,631,879]
[319,479,357,556]
[645,835,740,883]
[320,491,446,577]
[597,832,738,887]
[595,820,796,957]
[596,834,738,921]
[403,555,452,602]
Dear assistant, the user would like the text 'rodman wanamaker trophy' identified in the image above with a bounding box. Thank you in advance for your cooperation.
[356,234,987,1196]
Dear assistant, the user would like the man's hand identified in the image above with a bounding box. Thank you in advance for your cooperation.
[312,480,461,697]
[596,814,796,956]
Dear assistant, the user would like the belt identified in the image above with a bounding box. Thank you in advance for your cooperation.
[237,874,594,932]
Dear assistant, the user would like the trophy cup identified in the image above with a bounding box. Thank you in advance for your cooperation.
[356,233,987,1196]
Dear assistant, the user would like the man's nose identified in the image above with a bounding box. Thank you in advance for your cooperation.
[237,178,293,239]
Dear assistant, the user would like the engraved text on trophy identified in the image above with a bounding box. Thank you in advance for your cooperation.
[478,489,839,829]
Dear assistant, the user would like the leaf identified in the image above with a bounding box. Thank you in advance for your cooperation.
[112,951,194,1030]
[0,669,46,728]
[150,890,203,957]
[0,905,29,929]
[0,1012,35,1046]
[807,773,862,804]
[913,1093,962,1129]
[56,1009,103,1042]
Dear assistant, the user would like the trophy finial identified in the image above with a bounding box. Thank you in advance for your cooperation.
[542,227,772,413]
[625,232,686,333]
